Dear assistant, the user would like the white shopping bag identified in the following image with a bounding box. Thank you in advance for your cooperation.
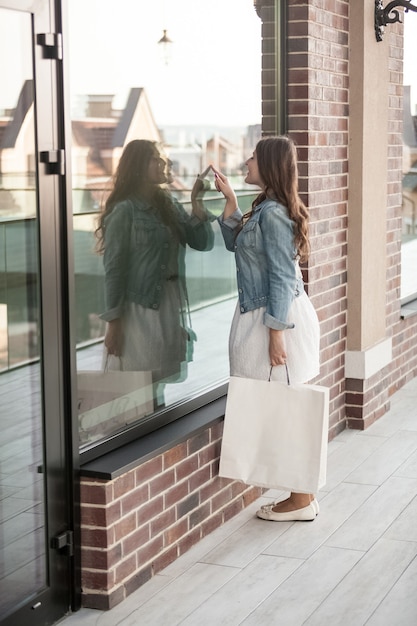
[219,375,329,493]
[77,368,153,443]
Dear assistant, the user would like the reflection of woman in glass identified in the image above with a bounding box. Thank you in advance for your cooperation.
[95,139,214,405]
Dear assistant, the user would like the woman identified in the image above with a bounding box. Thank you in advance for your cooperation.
[96,139,214,406]
[214,135,321,521]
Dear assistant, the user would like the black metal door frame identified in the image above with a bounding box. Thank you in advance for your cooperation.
[0,0,80,624]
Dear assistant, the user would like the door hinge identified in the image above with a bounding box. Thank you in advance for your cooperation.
[39,149,65,176]
[51,530,74,556]
[37,32,63,60]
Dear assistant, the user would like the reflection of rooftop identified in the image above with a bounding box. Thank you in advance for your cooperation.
[0,79,33,150]
[1,81,256,183]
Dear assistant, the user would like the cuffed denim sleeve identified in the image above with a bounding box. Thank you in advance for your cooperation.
[217,208,243,251]
[184,215,215,251]
[172,199,214,251]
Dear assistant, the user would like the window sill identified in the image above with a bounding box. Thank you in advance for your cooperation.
[401,299,417,319]
[80,394,227,480]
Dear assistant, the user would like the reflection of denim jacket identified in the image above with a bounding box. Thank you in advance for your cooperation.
[101,197,214,322]
[218,199,304,330]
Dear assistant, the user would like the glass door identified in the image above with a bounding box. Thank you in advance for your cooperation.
[0,1,74,625]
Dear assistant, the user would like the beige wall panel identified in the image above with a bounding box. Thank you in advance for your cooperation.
[348,0,389,351]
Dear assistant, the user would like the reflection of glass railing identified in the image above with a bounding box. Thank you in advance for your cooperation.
[0,180,37,220]
[0,190,257,372]
[0,217,39,372]
[72,191,256,345]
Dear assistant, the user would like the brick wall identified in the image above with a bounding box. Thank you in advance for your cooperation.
[287,0,349,438]
[80,422,261,609]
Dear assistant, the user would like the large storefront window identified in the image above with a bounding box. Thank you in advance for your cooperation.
[402,15,417,302]
[67,1,261,452]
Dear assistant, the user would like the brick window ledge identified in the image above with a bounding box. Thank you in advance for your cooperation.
[401,298,417,320]
[80,394,227,480]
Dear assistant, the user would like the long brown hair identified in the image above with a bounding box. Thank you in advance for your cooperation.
[95,139,181,253]
[247,136,310,262]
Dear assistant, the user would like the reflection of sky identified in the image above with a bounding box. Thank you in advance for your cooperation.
[0,9,33,110]
[0,2,415,121]
[67,0,262,127]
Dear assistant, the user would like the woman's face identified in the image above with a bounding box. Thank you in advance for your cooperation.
[147,149,167,185]
[245,150,264,188]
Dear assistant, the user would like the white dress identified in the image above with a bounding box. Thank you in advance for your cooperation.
[229,289,320,385]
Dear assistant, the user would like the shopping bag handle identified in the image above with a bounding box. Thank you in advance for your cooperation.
[104,355,123,372]
[269,364,291,385]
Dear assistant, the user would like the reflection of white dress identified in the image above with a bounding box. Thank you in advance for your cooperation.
[116,283,186,382]
[105,242,187,384]
[229,290,320,384]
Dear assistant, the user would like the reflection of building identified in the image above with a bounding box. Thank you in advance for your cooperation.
[205,134,241,173]
[165,142,203,181]
[0,80,36,218]
[71,88,162,181]
[0,80,35,177]
[2,82,253,195]
[244,123,262,158]
[403,86,417,236]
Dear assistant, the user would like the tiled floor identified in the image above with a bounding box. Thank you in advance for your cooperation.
[59,376,417,626]
[0,363,46,617]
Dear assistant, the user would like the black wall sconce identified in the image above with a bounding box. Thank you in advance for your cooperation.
[375,0,417,41]
[253,0,264,18]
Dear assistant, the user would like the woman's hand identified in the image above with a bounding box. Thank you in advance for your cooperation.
[211,166,237,200]
[190,176,206,202]
[190,177,209,221]
[269,329,287,367]
[211,165,238,217]
[104,318,124,357]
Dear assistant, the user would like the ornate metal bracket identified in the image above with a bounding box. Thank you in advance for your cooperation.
[375,0,417,41]
[253,0,265,18]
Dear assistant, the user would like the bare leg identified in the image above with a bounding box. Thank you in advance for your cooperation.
[271,492,314,513]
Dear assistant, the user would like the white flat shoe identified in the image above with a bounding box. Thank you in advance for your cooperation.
[311,498,320,515]
[256,502,317,522]
[261,498,319,515]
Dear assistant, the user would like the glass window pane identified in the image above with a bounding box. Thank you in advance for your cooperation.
[401,16,417,301]
[67,0,261,447]
[0,8,46,616]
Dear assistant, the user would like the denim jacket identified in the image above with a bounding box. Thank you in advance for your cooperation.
[101,196,214,322]
[218,199,304,330]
